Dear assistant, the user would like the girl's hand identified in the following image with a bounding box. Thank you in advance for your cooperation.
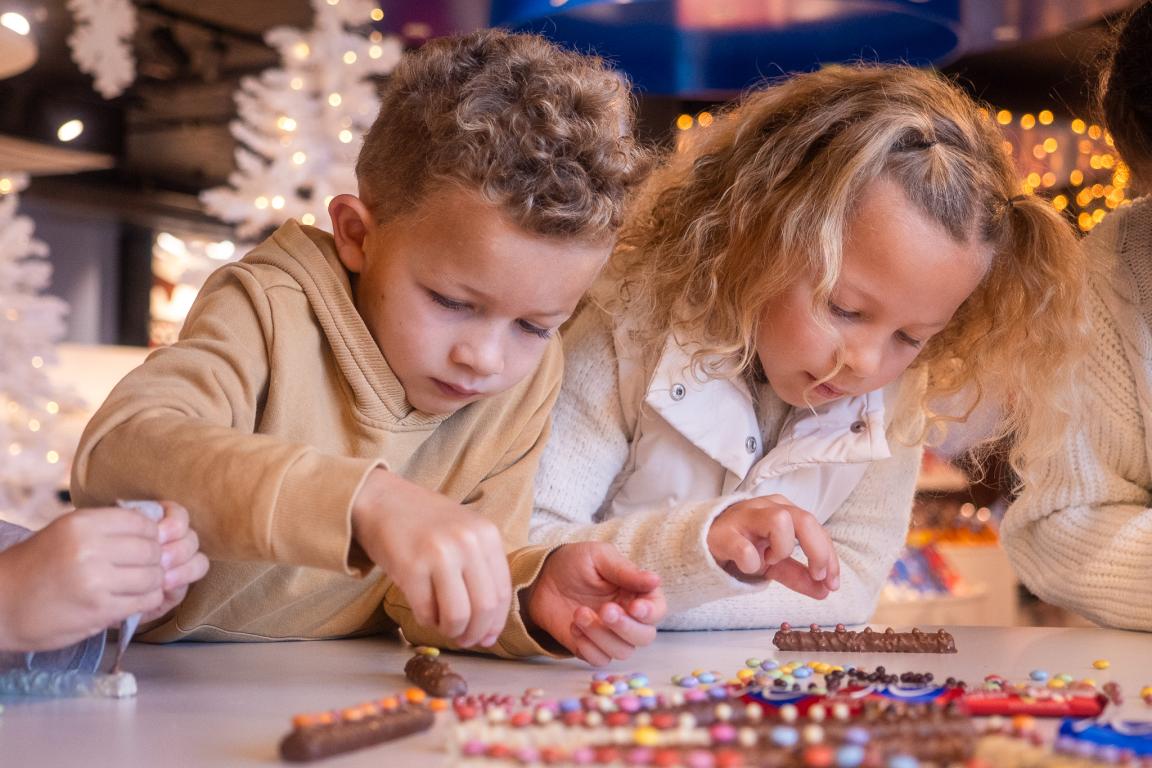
[706,495,840,598]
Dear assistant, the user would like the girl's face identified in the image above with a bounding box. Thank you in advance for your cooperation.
[755,176,989,409]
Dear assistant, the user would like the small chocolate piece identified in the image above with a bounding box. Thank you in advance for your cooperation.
[404,647,467,698]
[279,704,434,763]
[773,622,957,653]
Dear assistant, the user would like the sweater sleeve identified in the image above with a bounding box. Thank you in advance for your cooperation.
[658,437,920,630]
[531,306,767,613]
[70,265,379,576]
[1002,280,1152,630]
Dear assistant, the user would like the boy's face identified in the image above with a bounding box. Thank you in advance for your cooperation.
[334,187,609,416]
[755,176,988,409]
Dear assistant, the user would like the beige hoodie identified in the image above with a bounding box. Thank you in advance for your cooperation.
[72,220,563,657]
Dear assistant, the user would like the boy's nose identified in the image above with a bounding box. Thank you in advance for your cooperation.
[452,334,504,377]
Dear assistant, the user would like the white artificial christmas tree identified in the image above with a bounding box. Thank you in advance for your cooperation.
[202,0,402,239]
[0,173,72,524]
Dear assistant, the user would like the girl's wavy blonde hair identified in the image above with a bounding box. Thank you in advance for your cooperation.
[604,64,1086,486]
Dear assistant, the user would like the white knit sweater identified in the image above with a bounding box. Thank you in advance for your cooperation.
[533,304,923,630]
[1003,196,1152,631]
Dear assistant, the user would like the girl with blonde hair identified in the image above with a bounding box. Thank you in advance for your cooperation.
[531,63,1086,648]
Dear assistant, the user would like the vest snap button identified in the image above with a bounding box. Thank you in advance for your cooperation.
[745,436,758,454]
[670,383,686,401]
[850,420,867,434]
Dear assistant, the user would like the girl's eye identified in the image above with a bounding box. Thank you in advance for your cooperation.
[429,291,468,311]
[896,331,923,349]
[830,303,860,320]
[517,320,552,339]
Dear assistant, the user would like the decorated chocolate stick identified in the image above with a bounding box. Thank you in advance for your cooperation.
[404,646,467,698]
[773,622,957,653]
[279,693,436,763]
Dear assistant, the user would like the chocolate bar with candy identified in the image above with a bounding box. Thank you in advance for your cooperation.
[404,647,467,698]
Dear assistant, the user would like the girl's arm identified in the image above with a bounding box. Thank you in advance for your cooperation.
[1002,281,1152,631]
[657,439,920,629]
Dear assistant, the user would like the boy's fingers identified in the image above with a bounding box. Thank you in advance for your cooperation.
[157,502,191,543]
[599,604,657,648]
[401,572,437,629]
[160,529,200,569]
[765,558,832,599]
[430,564,471,641]
[591,544,661,593]
[86,508,161,539]
[792,514,832,581]
[569,621,611,667]
[458,558,501,648]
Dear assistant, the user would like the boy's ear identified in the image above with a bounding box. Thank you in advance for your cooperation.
[328,194,375,274]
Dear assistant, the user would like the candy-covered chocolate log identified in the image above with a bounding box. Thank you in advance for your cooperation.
[773,623,957,653]
[279,703,434,763]
[404,647,467,698]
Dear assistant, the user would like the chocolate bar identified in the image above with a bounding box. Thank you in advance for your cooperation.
[773,623,957,653]
[404,647,467,698]
[279,701,434,763]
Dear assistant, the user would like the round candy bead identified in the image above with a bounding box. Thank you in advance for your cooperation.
[594,682,616,696]
[559,697,582,713]
[462,739,486,757]
[708,686,729,700]
[1058,673,1075,683]
[593,671,611,682]
[1092,659,1111,670]
[515,747,540,763]
[802,745,835,767]
[770,726,799,748]
[1029,670,1049,682]
[886,756,920,768]
[619,696,641,713]
[698,672,717,684]
[633,726,661,747]
[779,704,799,723]
[802,723,825,745]
[836,745,866,767]
[737,668,756,682]
[630,675,649,689]
[685,750,715,768]
[745,658,762,668]
[760,660,780,671]
[679,676,700,688]
[405,688,426,704]
[843,726,870,745]
[414,646,440,657]
[794,667,814,679]
[571,746,595,765]
[710,723,737,744]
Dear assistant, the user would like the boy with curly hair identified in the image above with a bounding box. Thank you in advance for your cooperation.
[72,29,659,663]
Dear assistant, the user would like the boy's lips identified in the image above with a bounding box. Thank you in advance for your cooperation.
[433,379,482,398]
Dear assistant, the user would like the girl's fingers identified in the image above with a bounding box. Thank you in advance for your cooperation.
[791,513,833,582]
[765,558,831,599]
[599,603,657,648]
[713,527,762,574]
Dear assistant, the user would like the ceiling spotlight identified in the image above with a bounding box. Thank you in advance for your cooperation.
[1,12,30,35]
[57,119,84,142]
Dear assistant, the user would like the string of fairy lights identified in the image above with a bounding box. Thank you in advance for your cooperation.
[676,106,1129,233]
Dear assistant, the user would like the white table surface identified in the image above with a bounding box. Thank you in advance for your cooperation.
[2,625,1150,767]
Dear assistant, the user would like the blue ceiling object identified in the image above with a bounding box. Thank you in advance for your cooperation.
[489,0,963,97]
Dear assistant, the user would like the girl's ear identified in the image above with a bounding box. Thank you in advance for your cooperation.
[328,194,375,274]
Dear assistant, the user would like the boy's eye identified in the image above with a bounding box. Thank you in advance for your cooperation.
[896,331,923,349]
[517,320,552,339]
[429,291,469,311]
[829,303,860,320]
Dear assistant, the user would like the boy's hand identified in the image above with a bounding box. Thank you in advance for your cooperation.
[525,542,665,666]
[143,502,210,622]
[0,507,167,652]
[352,469,512,649]
[707,494,839,598]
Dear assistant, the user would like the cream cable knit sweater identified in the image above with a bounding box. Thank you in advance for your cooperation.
[533,304,923,630]
[1003,196,1152,630]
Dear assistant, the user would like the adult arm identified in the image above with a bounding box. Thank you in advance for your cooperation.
[1002,281,1152,630]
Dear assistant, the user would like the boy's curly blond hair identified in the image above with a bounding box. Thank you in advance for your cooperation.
[606,64,1087,486]
[356,29,649,242]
